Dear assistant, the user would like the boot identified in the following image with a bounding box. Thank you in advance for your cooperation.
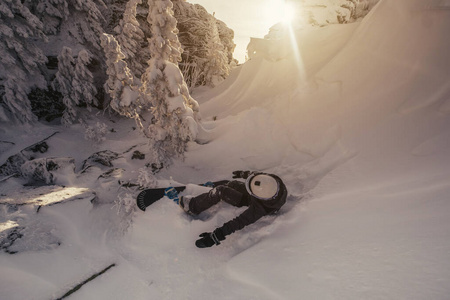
[179,196,192,214]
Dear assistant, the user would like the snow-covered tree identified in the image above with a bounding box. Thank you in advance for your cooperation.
[196,6,230,87]
[101,33,140,118]
[140,0,199,166]
[52,47,79,125]
[0,0,47,123]
[284,0,380,27]
[172,0,205,88]
[43,0,106,51]
[114,0,148,78]
[23,0,68,35]
[173,1,232,88]
[23,0,107,50]
[216,19,236,65]
[71,0,107,50]
[73,50,98,109]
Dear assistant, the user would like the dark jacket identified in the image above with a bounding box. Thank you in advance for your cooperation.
[219,173,287,236]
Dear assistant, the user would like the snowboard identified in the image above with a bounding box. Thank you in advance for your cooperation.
[136,180,229,211]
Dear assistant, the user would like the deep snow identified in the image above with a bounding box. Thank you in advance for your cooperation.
[1,0,450,299]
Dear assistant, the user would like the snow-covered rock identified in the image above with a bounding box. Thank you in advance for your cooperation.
[0,185,96,254]
[21,157,75,185]
[81,150,120,171]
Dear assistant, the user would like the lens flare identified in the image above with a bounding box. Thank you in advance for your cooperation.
[264,0,297,26]
[287,24,306,82]
[282,2,296,24]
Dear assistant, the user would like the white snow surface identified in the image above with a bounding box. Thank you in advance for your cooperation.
[1,0,450,299]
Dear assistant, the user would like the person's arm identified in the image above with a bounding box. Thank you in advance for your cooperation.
[195,202,267,248]
[220,202,267,235]
[232,170,254,179]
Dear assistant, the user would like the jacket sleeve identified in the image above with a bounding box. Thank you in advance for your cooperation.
[218,201,268,236]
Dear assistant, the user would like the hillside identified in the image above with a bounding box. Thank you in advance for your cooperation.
[1,0,449,299]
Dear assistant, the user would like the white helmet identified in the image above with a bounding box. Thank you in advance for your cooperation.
[246,174,279,200]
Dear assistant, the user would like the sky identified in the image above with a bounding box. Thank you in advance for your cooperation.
[189,0,291,63]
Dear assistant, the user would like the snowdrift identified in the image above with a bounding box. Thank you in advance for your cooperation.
[184,0,450,298]
[194,0,450,191]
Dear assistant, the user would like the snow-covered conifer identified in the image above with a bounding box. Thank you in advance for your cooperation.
[173,2,232,88]
[172,0,205,88]
[64,0,107,50]
[140,0,199,166]
[0,0,47,123]
[199,8,230,87]
[73,49,98,109]
[216,19,236,64]
[101,33,140,118]
[23,0,69,34]
[294,0,380,27]
[52,47,79,125]
[114,0,147,77]
[23,0,107,49]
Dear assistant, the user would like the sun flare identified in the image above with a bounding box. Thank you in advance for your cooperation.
[264,0,296,27]
[281,2,296,24]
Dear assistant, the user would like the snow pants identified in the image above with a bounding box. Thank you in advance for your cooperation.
[188,181,249,215]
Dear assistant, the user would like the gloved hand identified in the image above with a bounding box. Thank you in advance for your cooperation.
[232,170,251,179]
[195,229,225,248]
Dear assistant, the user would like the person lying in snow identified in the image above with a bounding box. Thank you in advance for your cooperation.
[179,171,288,248]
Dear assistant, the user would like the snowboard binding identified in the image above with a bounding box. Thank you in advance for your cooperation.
[165,187,180,204]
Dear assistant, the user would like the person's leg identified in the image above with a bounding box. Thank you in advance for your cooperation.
[224,181,248,204]
[184,190,219,215]
[186,183,245,215]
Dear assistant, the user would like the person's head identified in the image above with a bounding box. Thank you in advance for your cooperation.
[245,173,279,200]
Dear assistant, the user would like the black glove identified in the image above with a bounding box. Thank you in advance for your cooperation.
[195,229,225,248]
[232,170,251,179]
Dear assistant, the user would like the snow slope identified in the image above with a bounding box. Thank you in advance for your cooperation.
[184,1,450,298]
[1,0,450,299]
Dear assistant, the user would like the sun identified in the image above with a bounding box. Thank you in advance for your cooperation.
[280,1,296,24]
[264,0,296,26]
